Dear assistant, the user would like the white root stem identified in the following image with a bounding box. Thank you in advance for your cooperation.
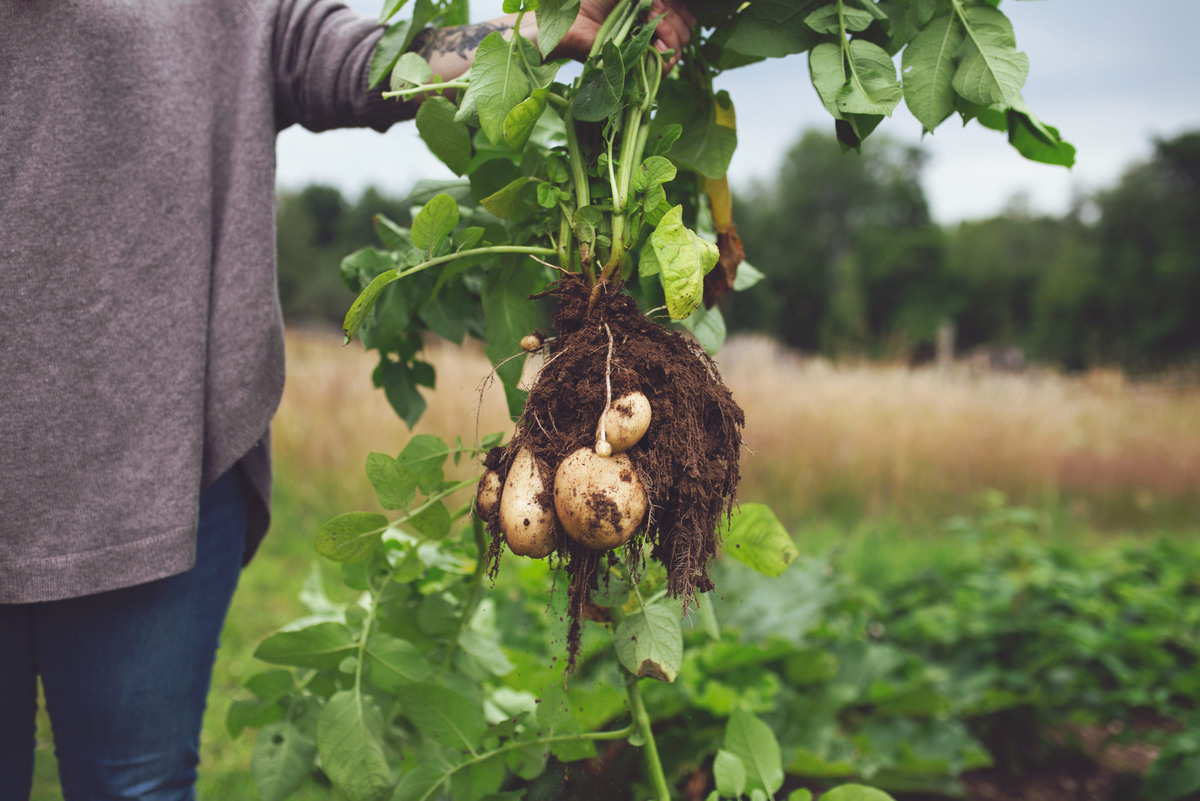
[596,322,615,456]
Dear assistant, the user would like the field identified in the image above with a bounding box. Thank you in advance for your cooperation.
[28,328,1200,799]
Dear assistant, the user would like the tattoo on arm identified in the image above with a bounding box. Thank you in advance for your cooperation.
[412,21,511,62]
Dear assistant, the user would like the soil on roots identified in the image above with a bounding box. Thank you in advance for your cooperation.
[482,274,744,668]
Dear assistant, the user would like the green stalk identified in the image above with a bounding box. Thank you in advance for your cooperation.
[397,244,558,281]
[587,0,637,60]
[627,676,671,801]
[441,516,490,672]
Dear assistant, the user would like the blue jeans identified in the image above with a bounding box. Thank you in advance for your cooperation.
[0,468,247,801]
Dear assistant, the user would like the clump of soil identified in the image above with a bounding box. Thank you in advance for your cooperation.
[481,273,744,666]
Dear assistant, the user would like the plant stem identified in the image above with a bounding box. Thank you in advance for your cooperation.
[441,515,490,673]
[626,676,671,801]
[381,79,469,99]
[397,244,558,281]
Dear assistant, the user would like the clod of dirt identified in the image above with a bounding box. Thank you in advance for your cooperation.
[483,273,744,668]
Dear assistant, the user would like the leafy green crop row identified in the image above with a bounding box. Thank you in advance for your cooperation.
[232,487,1200,800]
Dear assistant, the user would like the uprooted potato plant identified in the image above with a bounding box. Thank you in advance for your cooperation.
[233,1,1072,799]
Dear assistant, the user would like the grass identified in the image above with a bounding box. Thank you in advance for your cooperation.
[28,328,1200,799]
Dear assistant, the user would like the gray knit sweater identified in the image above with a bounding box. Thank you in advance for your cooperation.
[0,0,411,603]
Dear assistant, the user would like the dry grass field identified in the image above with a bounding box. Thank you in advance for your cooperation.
[277,327,1200,530]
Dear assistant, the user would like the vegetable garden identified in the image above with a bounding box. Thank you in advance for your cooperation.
[222,1,1199,800]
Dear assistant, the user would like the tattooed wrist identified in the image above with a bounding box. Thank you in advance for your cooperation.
[412,21,512,62]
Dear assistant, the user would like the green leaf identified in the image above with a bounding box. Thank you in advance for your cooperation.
[480,176,537,218]
[365,633,435,692]
[460,32,532,144]
[679,304,726,356]
[821,786,897,801]
[714,749,747,797]
[416,96,472,176]
[379,0,410,23]
[951,5,1028,106]
[317,691,391,801]
[805,4,873,34]
[398,434,448,492]
[315,512,388,563]
[653,82,738,179]
[733,261,764,291]
[631,156,677,192]
[503,87,549,151]
[788,791,814,801]
[572,41,625,122]
[255,622,356,670]
[839,40,902,116]
[373,214,411,251]
[591,570,631,608]
[396,683,488,751]
[721,0,822,59]
[450,754,506,801]
[722,503,798,577]
[390,52,432,92]
[457,628,515,676]
[573,205,604,265]
[369,20,414,89]
[227,670,294,738]
[365,451,417,510]
[1003,100,1076,166]
[724,708,784,795]
[392,763,451,801]
[408,499,452,540]
[614,603,683,682]
[252,717,318,801]
[810,42,847,117]
[344,269,399,344]
[696,591,720,640]
[651,205,719,320]
[902,13,965,131]
[376,359,427,429]
[411,193,460,258]
[483,263,542,419]
[535,0,580,57]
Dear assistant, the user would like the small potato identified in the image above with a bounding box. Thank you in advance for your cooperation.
[554,448,647,550]
[475,469,502,518]
[597,391,651,454]
[520,332,544,353]
[500,447,558,558]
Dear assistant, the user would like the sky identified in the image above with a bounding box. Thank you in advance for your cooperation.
[275,0,1200,224]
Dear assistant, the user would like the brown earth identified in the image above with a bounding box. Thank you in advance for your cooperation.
[482,274,744,666]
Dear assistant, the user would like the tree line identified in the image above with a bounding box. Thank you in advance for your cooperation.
[275,130,1200,372]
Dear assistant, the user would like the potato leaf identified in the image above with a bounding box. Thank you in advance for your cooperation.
[255,622,357,670]
[458,32,531,144]
[503,88,549,152]
[615,603,683,682]
[411,193,459,258]
[534,0,580,57]
[416,96,472,175]
[317,691,391,801]
[395,683,488,751]
[902,13,964,132]
[721,503,798,578]
[951,5,1028,107]
[314,512,388,563]
[651,205,719,320]
[253,717,317,801]
[723,708,784,795]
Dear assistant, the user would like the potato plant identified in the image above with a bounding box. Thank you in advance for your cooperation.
[233,1,1070,799]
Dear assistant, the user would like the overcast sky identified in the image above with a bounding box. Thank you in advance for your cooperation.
[276,0,1200,224]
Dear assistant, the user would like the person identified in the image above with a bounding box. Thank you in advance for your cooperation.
[0,0,695,798]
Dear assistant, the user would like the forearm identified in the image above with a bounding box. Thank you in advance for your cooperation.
[410,15,528,84]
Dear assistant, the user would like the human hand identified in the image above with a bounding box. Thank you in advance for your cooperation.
[542,0,697,71]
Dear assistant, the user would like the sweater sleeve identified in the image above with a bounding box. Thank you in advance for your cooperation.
[272,0,416,133]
